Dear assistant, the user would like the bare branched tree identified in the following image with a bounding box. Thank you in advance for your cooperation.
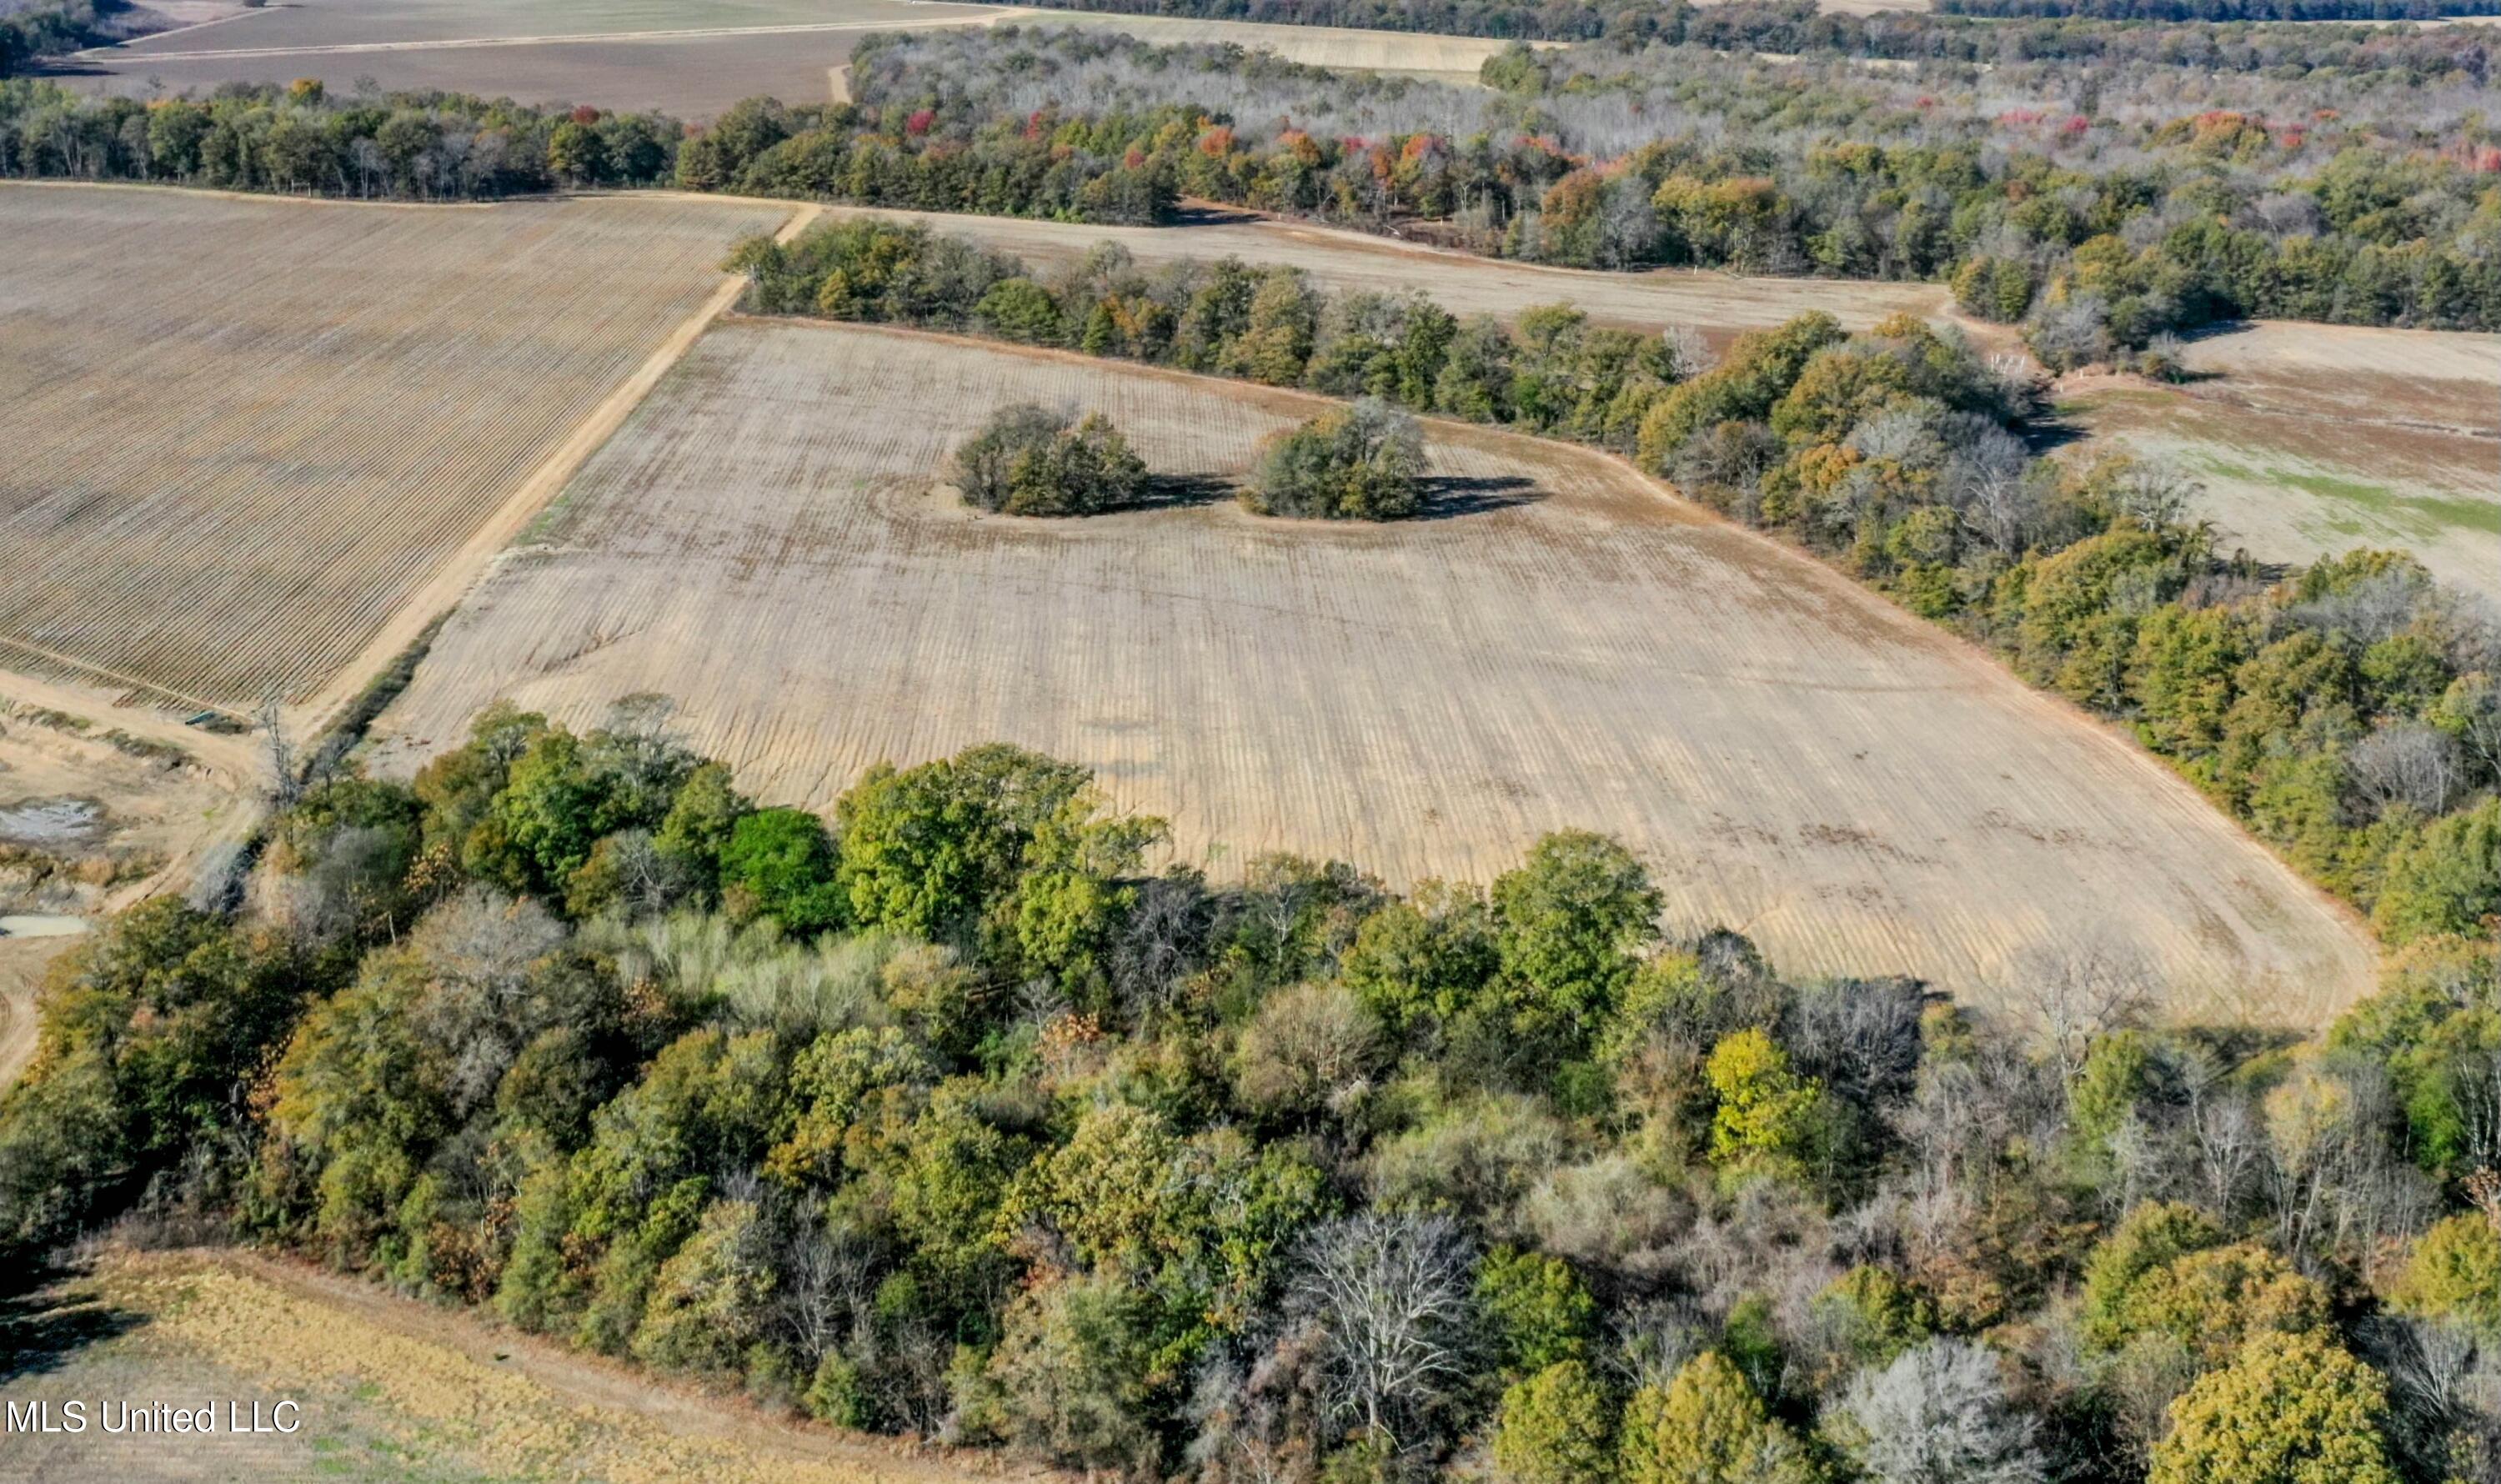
[258,693,301,809]
[2349,722,2468,818]
[1285,1213,1475,1446]
[1837,1338,2047,1484]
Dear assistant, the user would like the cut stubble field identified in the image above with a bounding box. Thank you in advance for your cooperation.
[64,0,1542,113]
[365,318,2376,1020]
[0,184,794,719]
[787,204,2501,602]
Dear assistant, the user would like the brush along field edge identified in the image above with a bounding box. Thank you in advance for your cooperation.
[292,202,824,743]
[18,1247,1060,1484]
[366,317,2378,1022]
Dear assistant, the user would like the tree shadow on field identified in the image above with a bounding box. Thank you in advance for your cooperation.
[1411,474,1542,520]
[1125,474,1235,512]
[0,1264,146,1383]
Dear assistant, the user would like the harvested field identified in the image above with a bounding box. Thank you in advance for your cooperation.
[71,28,891,114]
[809,201,1951,336]
[104,0,1001,54]
[798,204,2498,596]
[65,0,1007,116]
[1002,13,1539,79]
[2056,323,2500,604]
[0,1249,1044,1484]
[63,0,1538,111]
[366,318,2374,1020]
[0,185,792,715]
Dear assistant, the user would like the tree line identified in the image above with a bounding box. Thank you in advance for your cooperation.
[0,0,123,77]
[0,76,680,197]
[12,25,2500,353]
[849,27,2501,350]
[726,213,2501,945]
[1,705,2495,1484]
[1939,0,2500,19]
[951,0,2501,69]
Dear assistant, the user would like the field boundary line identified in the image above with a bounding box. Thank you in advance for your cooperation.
[0,178,500,212]
[0,634,244,723]
[293,202,824,741]
[70,3,278,59]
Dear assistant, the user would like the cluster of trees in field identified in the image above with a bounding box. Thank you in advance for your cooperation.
[3,709,2498,1484]
[1248,398,1429,519]
[727,216,2501,941]
[951,399,1430,520]
[0,77,679,197]
[953,404,1151,516]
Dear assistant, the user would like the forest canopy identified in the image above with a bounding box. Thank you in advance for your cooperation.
[1,710,2494,1484]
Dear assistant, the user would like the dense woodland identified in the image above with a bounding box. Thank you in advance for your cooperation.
[727,213,2501,951]
[0,77,682,197]
[845,27,2501,349]
[966,0,2501,38]
[1,705,2495,1484]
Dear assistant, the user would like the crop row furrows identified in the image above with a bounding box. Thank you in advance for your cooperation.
[369,322,2371,1010]
[0,188,784,704]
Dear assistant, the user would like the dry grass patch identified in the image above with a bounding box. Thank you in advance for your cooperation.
[0,185,790,713]
[2054,321,2499,604]
[0,1249,1040,1484]
[366,318,2373,1020]
[804,201,1950,338]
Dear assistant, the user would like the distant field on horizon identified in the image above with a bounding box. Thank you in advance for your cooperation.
[0,185,789,713]
[60,0,1543,113]
[2059,322,2499,602]
[364,317,2376,1020]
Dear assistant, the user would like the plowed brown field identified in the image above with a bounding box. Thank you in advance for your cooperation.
[365,318,2375,1020]
[0,185,792,713]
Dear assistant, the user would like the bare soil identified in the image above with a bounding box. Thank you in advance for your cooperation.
[63,0,1538,109]
[365,318,2375,1022]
